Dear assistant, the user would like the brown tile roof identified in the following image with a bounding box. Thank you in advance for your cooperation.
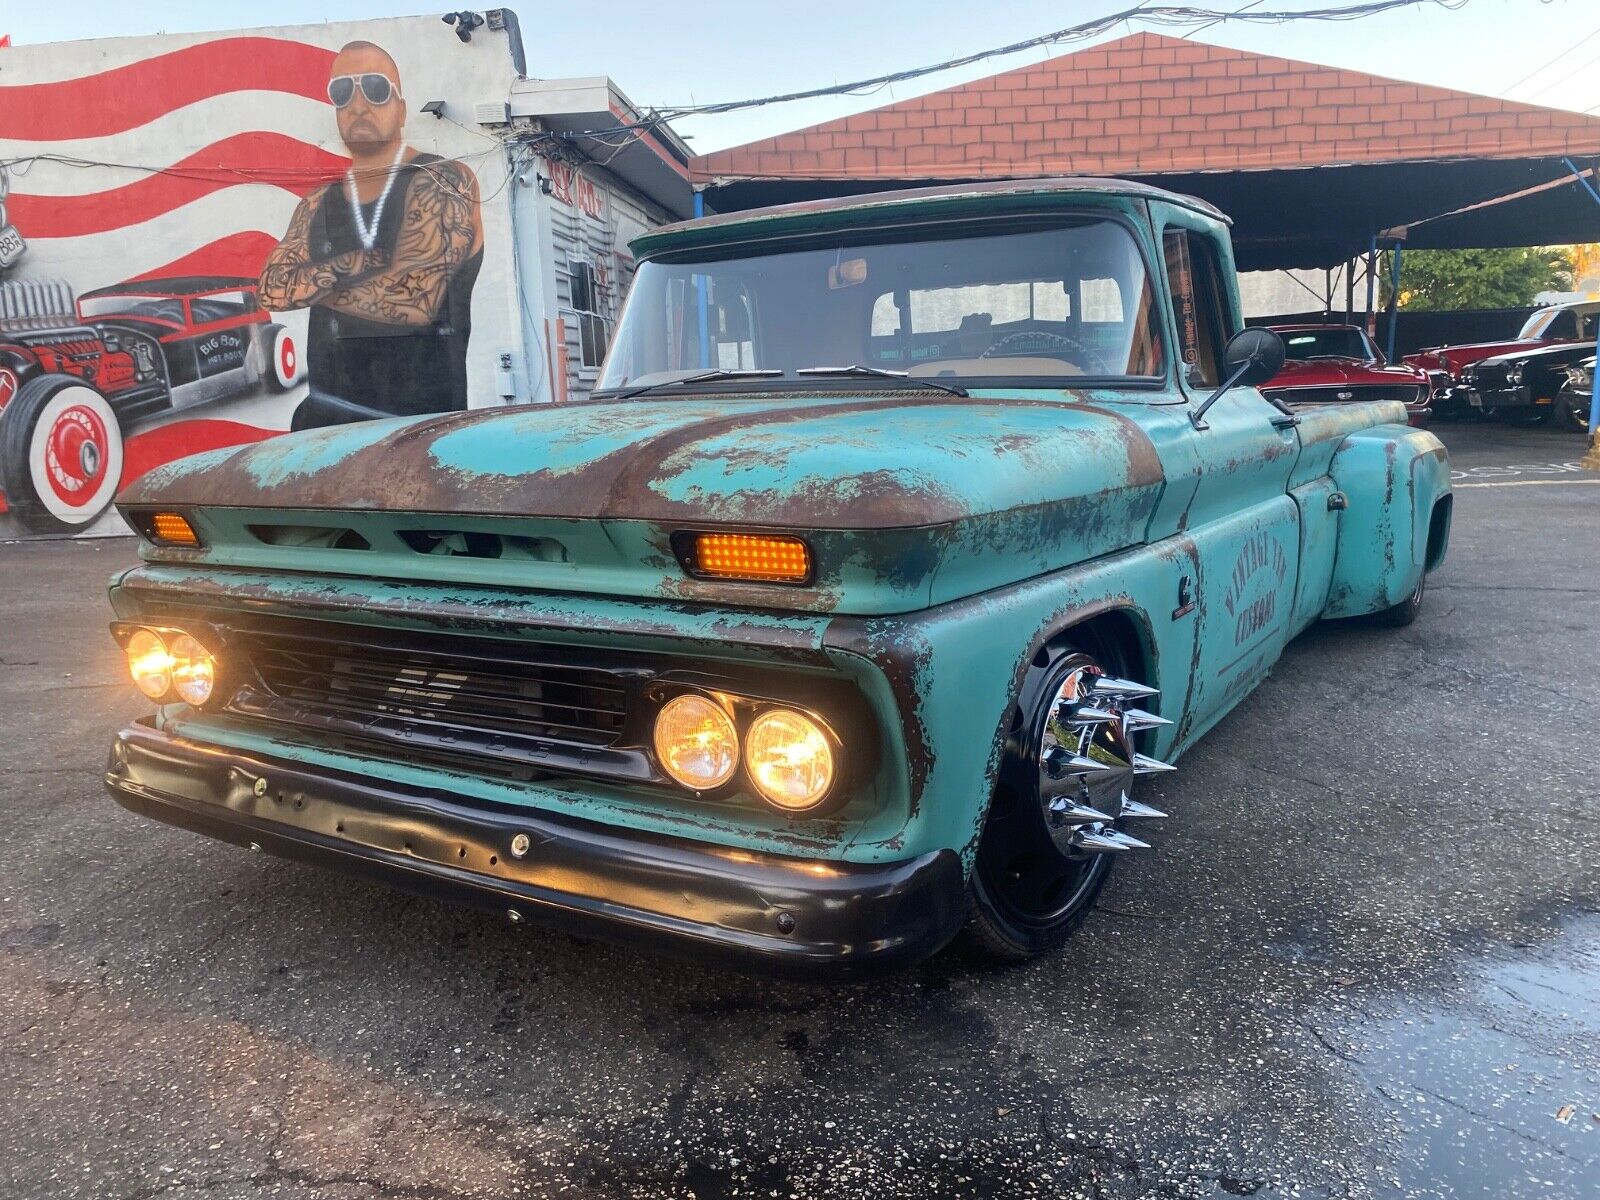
[690,32,1600,183]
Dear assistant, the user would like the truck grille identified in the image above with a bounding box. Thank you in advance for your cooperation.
[231,624,631,752]
[1264,384,1425,407]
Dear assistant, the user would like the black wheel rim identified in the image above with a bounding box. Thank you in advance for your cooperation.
[974,653,1139,931]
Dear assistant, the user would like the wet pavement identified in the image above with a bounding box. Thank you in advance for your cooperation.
[0,420,1596,1199]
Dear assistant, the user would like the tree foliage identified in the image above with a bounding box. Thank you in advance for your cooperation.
[1381,247,1574,311]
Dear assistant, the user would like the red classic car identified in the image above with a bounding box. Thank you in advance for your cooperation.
[0,275,303,532]
[1404,299,1600,418]
[1260,323,1432,426]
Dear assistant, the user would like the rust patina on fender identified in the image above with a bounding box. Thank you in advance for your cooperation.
[102,177,1452,977]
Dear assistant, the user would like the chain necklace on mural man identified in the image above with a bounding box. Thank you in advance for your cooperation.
[345,144,409,252]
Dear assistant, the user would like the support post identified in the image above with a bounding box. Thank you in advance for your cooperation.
[1564,159,1600,465]
[1363,235,1378,335]
[1386,243,1403,364]
[693,189,710,369]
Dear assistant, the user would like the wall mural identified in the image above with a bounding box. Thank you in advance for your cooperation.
[0,21,514,537]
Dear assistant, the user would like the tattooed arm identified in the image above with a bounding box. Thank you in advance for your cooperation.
[321,160,482,327]
[257,190,362,311]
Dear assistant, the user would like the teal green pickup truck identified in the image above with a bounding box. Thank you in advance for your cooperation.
[104,179,1451,978]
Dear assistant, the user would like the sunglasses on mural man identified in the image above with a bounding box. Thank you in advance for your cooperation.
[327,73,399,108]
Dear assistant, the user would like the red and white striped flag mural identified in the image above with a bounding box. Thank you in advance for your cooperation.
[0,36,348,284]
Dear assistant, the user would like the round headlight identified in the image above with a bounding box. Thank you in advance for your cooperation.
[653,694,739,791]
[744,708,836,812]
[168,633,215,706]
[125,628,173,700]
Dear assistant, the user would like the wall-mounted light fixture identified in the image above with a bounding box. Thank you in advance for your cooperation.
[442,11,485,42]
[421,100,446,119]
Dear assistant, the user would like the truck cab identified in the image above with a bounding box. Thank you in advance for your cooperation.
[103,178,1451,977]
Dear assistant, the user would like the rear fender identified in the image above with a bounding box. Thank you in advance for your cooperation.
[1323,425,1450,618]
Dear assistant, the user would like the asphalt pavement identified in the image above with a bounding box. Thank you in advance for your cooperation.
[0,420,1596,1199]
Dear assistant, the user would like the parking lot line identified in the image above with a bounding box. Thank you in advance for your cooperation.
[1453,478,1600,488]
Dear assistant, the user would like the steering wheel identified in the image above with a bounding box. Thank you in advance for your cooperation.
[979,330,1112,375]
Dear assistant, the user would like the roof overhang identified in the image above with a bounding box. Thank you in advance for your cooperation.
[699,156,1600,272]
[509,77,694,219]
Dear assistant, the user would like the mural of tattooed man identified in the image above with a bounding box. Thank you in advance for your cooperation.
[259,40,484,429]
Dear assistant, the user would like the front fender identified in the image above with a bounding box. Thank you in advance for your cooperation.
[1323,424,1450,618]
[825,539,1190,869]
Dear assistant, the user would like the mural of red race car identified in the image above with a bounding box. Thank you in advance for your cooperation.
[0,275,303,532]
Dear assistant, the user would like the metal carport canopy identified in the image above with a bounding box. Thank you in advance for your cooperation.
[688,32,1600,271]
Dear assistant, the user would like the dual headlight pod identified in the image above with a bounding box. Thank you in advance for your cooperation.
[652,692,838,813]
[118,625,218,706]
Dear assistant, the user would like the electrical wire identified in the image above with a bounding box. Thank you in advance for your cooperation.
[1500,19,1600,96]
[1518,41,1600,104]
[646,0,1467,120]
[0,0,1473,188]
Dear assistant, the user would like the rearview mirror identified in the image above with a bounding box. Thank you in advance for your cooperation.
[1222,327,1287,387]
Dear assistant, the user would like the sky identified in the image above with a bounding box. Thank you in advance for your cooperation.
[3,0,1597,153]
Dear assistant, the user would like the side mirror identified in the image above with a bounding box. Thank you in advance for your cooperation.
[1190,328,1288,430]
[1221,327,1287,387]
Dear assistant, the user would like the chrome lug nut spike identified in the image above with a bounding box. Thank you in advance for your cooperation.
[1132,753,1177,775]
[1070,705,1122,726]
[1120,707,1173,732]
[1118,794,1168,820]
[1091,675,1160,700]
[1048,797,1115,824]
[1052,699,1119,726]
[1052,751,1116,775]
[1070,828,1150,853]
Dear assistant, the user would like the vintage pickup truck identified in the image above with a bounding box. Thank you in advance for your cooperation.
[103,179,1452,978]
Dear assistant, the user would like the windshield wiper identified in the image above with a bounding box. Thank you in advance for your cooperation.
[608,368,781,401]
[796,364,968,398]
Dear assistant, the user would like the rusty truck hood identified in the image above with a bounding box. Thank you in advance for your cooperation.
[116,393,1167,614]
[120,393,1162,530]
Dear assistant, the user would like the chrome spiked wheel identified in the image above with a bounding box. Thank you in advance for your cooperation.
[967,642,1174,960]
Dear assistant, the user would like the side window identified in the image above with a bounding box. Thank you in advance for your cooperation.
[710,280,757,370]
[569,259,610,369]
[1163,230,1228,387]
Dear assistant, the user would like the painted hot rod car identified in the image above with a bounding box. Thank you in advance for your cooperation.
[103,179,1451,978]
[0,275,303,532]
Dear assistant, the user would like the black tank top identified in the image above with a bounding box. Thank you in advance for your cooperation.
[304,152,483,417]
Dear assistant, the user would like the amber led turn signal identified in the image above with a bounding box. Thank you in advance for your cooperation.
[681,532,812,584]
[146,511,201,548]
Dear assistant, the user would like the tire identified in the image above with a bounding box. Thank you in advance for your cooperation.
[263,323,303,392]
[0,374,124,533]
[963,636,1161,961]
[1556,389,1591,433]
[1372,572,1424,628]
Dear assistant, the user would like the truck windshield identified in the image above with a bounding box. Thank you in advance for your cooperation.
[596,218,1164,393]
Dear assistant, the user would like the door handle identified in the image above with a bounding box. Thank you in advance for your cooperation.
[1270,412,1301,429]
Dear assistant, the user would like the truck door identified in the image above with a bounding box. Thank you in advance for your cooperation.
[1152,206,1303,745]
